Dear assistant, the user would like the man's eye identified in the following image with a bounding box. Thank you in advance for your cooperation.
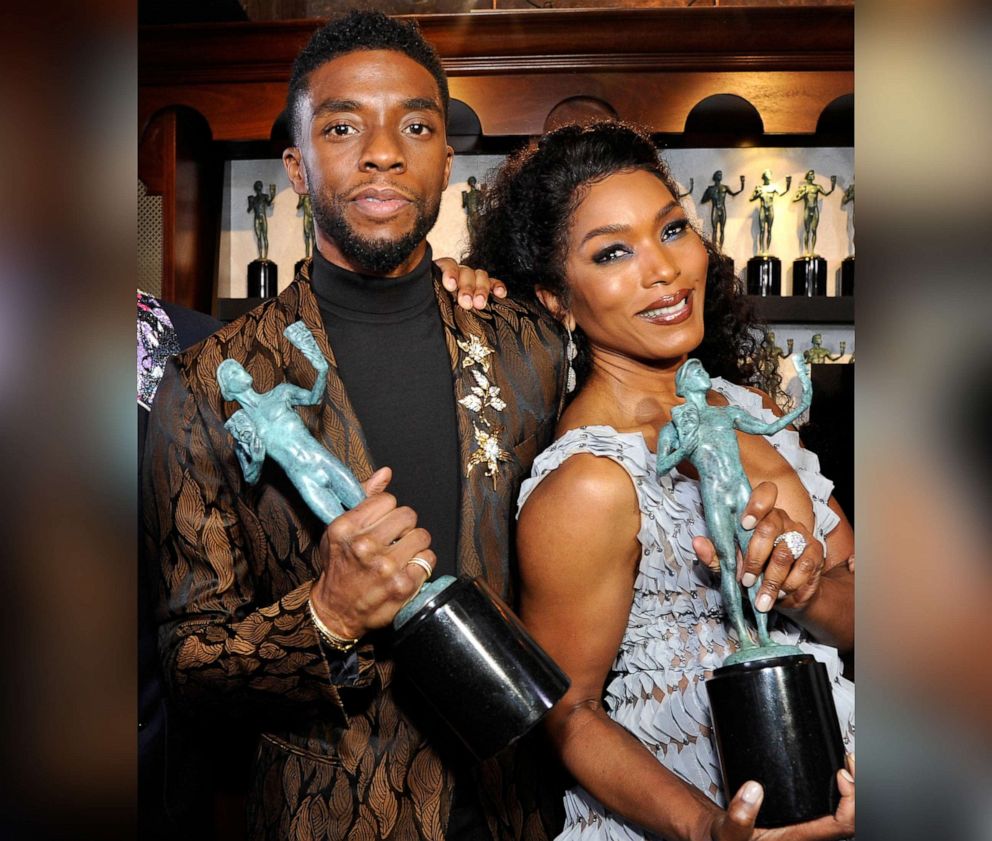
[593,245,629,264]
[324,124,356,137]
[405,123,431,136]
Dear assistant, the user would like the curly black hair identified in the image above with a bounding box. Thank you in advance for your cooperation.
[465,121,776,394]
[287,10,449,146]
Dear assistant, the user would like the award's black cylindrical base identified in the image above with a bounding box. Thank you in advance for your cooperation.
[247,259,277,298]
[840,257,854,296]
[746,256,781,296]
[392,576,569,761]
[792,256,828,296]
[706,654,844,828]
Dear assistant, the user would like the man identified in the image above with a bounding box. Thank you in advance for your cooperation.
[142,11,567,841]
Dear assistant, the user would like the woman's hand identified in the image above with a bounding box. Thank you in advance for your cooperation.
[693,482,825,616]
[705,754,854,841]
[435,257,507,310]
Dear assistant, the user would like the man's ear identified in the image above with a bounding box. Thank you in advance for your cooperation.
[283,147,308,194]
[535,289,575,331]
[441,144,454,191]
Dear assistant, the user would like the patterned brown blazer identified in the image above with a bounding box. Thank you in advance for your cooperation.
[142,267,568,841]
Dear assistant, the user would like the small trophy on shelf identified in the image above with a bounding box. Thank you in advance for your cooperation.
[755,331,794,396]
[803,333,846,365]
[700,171,744,275]
[247,180,277,298]
[791,170,836,296]
[295,193,315,277]
[840,182,854,296]
[747,170,791,296]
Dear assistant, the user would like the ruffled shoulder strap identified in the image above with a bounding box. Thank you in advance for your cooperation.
[518,424,654,511]
[711,378,840,541]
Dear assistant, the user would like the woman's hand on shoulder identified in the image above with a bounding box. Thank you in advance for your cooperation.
[435,257,507,310]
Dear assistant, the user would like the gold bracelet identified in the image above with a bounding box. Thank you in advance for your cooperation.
[307,597,360,653]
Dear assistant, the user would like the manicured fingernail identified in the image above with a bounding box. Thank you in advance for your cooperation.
[742,781,762,804]
[741,514,757,530]
[495,286,507,297]
[474,294,487,307]
[756,593,773,612]
[840,769,854,784]
[459,293,472,308]
[741,573,756,588]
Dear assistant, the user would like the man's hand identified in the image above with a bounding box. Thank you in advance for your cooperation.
[436,257,507,310]
[309,467,436,641]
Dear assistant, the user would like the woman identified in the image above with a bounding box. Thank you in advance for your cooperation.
[467,122,855,841]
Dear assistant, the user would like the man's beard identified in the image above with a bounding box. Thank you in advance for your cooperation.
[311,186,440,275]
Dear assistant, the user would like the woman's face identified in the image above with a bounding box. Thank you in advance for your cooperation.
[558,169,709,367]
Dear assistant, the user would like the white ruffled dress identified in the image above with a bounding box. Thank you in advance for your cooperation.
[517,379,855,841]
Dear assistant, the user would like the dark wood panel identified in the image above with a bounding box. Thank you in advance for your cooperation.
[747,295,853,324]
[140,7,852,84]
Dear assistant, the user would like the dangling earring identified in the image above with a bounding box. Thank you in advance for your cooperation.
[565,327,578,393]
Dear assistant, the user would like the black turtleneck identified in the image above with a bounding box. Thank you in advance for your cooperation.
[309,246,460,581]
[310,248,491,841]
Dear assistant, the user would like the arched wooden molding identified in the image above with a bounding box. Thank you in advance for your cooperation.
[683,93,763,136]
[544,95,618,133]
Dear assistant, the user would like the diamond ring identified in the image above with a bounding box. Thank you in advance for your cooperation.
[772,530,808,559]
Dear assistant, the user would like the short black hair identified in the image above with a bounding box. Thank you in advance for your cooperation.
[287,10,449,146]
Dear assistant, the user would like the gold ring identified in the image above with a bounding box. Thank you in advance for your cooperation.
[406,556,433,580]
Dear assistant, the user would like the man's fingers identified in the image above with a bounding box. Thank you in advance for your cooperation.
[362,505,421,550]
[492,278,508,298]
[362,466,392,497]
[739,481,778,531]
[400,549,436,590]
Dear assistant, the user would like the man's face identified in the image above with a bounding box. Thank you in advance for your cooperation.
[283,49,453,277]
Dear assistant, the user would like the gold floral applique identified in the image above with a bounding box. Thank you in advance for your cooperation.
[458,333,510,487]
[457,335,493,372]
[467,423,511,488]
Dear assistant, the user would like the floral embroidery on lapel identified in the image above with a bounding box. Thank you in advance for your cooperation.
[458,368,507,414]
[458,333,510,488]
[467,424,511,488]
[457,335,493,372]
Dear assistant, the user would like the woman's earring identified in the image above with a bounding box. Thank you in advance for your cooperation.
[565,327,577,393]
